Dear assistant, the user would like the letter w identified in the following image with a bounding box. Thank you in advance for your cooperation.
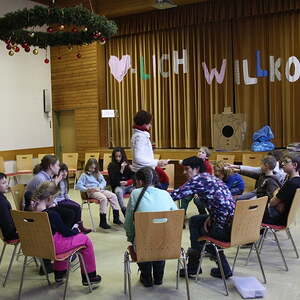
[202,59,227,84]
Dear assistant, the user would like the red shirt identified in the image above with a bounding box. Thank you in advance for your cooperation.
[204,159,213,175]
[155,167,169,184]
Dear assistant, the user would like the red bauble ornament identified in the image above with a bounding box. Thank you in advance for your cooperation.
[14,46,20,53]
[22,42,29,48]
[72,27,78,32]
[47,27,54,33]
[44,58,50,64]
[76,53,81,59]
[6,44,11,50]
[25,47,30,52]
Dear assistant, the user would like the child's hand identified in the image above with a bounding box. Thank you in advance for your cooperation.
[54,173,63,185]
[87,188,99,193]
[158,160,169,167]
[121,162,128,168]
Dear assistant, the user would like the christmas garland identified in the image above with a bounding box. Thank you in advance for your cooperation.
[0,5,118,49]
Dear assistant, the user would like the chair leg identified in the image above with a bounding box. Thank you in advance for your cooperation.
[63,258,71,300]
[78,252,92,293]
[232,246,240,274]
[213,244,229,296]
[258,228,268,254]
[16,244,22,261]
[127,260,132,300]
[0,243,7,266]
[33,257,39,268]
[271,229,288,271]
[286,228,299,258]
[3,243,18,287]
[87,202,96,232]
[124,252,128,294]
[39,258,51,285]
[254,243,266,284]
[176,258,180,289]
[181,248,191,300]
[196,241,207,281]
[245,243,254,266]
[18,256,28,300]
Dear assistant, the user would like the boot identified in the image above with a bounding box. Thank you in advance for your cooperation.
[179,248,201,278]
[39,259,53,275]
[78,221,92,234]
[113,210,123,225]
[210,252,232,279]
[138,262,153,287]
[82,271,102,286]
[153,261,165,285]
[54,270,67,283]
[121,207,126,218]
[99,213,111,229]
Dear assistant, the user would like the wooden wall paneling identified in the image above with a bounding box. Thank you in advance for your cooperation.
[0,147,55,161]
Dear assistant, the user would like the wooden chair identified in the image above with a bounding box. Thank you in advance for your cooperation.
[0,156,4,173]
[11,210,93,300]
[196,196,268,296]
[85,152,100,165]
[102,153,112,172]
[216,154,235,165]
[0,231,20,287]
[164,164,175,192]
[248,189,300,271]
[62,153,78,173]
[10,184,25,211]
[123,210,190,300]
[16,155,33,175]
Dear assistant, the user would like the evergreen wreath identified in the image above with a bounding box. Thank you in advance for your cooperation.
[0,5,118,49]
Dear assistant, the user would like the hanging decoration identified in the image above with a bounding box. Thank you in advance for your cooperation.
[0,5,118,58]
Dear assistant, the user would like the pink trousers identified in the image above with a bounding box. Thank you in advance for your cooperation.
[53,232,96,273]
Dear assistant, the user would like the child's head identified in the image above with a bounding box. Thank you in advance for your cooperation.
[39,155,60,176]
[197,147,211,160]
[268,149,284,162]
[261,156,277,173]
[214,161,232,181]
[32,181,59,209]
[181,156,206,179]
[59,163,69,180]
[135,167,158,188]
[112,147,127,164]
[0,173,8,193]
[84,158,99,174]
[133,110,152,130]
[281,153,300,175]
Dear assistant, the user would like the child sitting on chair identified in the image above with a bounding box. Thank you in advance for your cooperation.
[31,181,101,285]
[54,163,91,234]
[75,158,122,229]
[124,167,177,287]
[214,161,245,197]
[0,173,18,241]
[230,155,282,201]
[108,147,134,217]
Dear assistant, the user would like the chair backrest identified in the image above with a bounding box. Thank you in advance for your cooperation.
[135,210,185,262]
[286,188,300,227]
[85,152,100,165]
[11,210,56,260]
[216,154,235,165]
[242,153,263,167]
[230,196,268,246]
[10,184,25,210]
[16,154,33,172]
[102,153,112,171]
[0,156,4,173]
[62,153,78,170]
[37,154,54,162]
[154,154,161,160]
[163,164,175,190]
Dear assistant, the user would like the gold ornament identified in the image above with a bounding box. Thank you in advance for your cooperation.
[84,27,88,32]
[8,50,14,56]
[68,46,73,51]
[60,25,65,30]
[33,49,39,55]
[29,32,35,38]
